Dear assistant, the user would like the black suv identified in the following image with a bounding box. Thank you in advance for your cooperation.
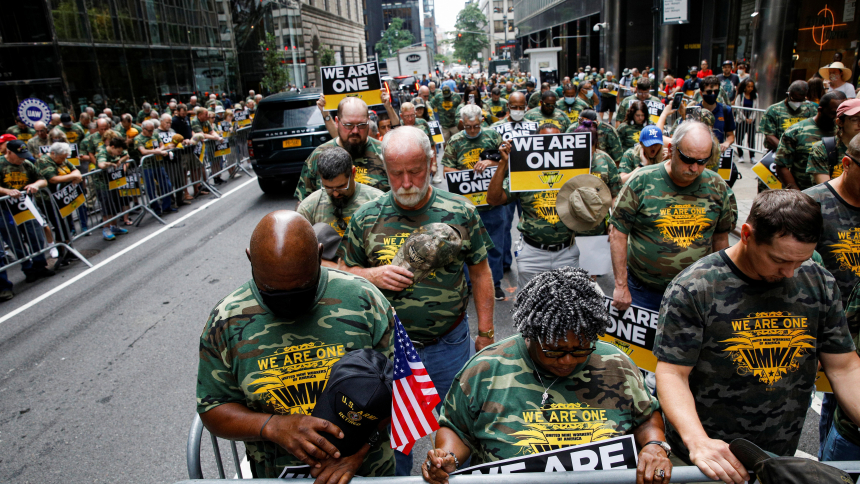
[248,89,331,194]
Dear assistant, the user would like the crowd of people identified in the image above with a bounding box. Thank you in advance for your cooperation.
[194,51,860,484]
[0,91,261,302]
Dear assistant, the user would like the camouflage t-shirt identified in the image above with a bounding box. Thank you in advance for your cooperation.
[616,95,661,127]
[486,99,508,124]
[502,149,620,243]
[803,182,860,309]
[338,189,492,339]
[27,136,51,158]
[618,146,661,175]
[296,183,384,237]
[93,146,128,191]
[617,122,652,151]
[59,125,85,145]
[654,251,854,460]
[566,122,624,163]
[190,118,213,135]
[806,137,847,179]
[133,132,163,162]
[433,93,462,128]
[834,282,860,445]
[523,107,571,132]
[6,125,35,142]
[0,156,43,190]
[36,154,76,191]
[775,117,834,190]
[557,98,591,124]
[759,100,817,142]
[527,91,542,110]
[442,129,502,212]
[609,163,736,291]
[196,269,395,478]
[412,118,432,139]
[438,335,659,465]
[114,123,142,137]
[294,138,388,201]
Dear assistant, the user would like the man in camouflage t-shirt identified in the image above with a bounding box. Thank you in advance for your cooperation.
[197,212,395,479]
[485,88,508,124]
[523,91,571,132]
[567,111,624,163]
[134,120,174,214]
[806,99,860,185]
[338,127,495,476]
[609,121,735,313]
[442,105,506,298]
[654,190,860,482]
[557,82,593,125]
[423,268,670,483]
[775,91,845,191]
[432,85,462,141]
[297,146,383,264]
[295,98,388,201]
[6,117,35,143]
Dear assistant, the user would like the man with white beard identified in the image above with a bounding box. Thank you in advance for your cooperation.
[337,126,496,476]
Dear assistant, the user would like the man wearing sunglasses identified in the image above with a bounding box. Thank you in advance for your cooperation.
[422,268,672,484]
[610,121,736,313]
[297,146,383,267]
[295,97,389,201]
[197,211,397,480]
[698,76,736,154]
[775,91,846,191]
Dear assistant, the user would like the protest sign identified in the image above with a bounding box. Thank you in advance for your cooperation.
[214,138,231,157]
[278,465,313,479]
[752,151,782,189]
[322,62,382,110]
[6,195,36,225]
[427,119,444,144]
[451,435,637,475]
[67,143,80,167]
[718,147,733,181]
[508,133,591,192]
[601,297,659,372]
[445,166,496,206]
[52,183,85,218]
[645,100,664,123]
[107,166,127,190]
[491,121,539,141]
[234,109,251,128]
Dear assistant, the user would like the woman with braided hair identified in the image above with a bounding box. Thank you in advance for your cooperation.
[422,267,673,484]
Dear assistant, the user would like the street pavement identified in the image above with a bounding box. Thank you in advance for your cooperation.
[0,163,824,483]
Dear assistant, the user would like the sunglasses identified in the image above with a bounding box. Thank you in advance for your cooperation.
[703,89,719,95]
[847,154,860,168]
[676,147,709,166]
[538,337,596,358]
[340,120,369,131]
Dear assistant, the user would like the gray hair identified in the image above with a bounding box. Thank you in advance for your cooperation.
[459,104,483,123]
[49,142,71,157]
[48,128,67,141]
[368,120,378,137]
[143,102,152,110]
[317,146,353,180]
[161,113,172,122]
[381,126,432,168]
[141,120,155,131]
[400,102,415,113]
[672,120,719,166]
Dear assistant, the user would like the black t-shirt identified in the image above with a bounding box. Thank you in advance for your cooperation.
[683,77,702,94]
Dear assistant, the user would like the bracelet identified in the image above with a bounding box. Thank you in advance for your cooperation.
[259,414,275,440]
[448,451,460,469]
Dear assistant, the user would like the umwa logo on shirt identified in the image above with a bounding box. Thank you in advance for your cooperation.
[532,191,560,224]
[514,403,619,454]
[721,312,814,385]
[833,228,860,277]
[655,204,711,248]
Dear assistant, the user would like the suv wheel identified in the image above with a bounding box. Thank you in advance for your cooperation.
[258,177,283,194]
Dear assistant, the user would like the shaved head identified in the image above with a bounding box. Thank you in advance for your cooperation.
[247,211,320,291]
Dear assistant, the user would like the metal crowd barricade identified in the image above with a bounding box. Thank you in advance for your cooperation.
[0,189,92,274]
[730,105,768,158]
[70,160,146,241]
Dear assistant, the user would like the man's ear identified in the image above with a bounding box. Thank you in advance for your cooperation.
[245,248,251,262]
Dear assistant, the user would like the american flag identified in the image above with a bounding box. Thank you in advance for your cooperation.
[390,312,441,454]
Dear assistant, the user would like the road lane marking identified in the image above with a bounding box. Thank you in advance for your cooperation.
[0,177,259,326]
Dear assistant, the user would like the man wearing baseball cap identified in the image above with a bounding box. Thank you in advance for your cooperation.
[808,99,860,185]
[0,140,54,300]
[58,113,84,145]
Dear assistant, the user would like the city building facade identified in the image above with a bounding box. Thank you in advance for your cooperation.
[479,0,517,61]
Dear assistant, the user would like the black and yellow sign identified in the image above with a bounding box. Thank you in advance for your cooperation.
[107,166,127,191]
[51,183,85,217]
[322,62,382,110]
[427,119,444,144]
[234,109,251,128]
[645,100,664,124]
[6,196,35,225]
[118,172,141,197]
[508,133,592,192]
[67,143,80,167]
[445,167,496,207]
[718,148,733,180]
[600,297,659,372]
[214,138,231,157]
[752,151,782,189]
[491,120,539,141]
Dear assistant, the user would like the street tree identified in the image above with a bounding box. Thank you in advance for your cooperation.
[375,18,415,58]
[452,3,489,64]
[259,32,290,93]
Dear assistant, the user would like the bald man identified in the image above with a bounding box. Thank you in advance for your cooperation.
[197,211,395,480]
[27,122,50,155]
[295,96,389,201]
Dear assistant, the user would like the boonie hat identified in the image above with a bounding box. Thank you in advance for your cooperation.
[836,98,860,118]
[60,113,73,127]
[5,140,32,159]
[214,105,225,114]
[391,223,463,284]
[819,62,852,82]
[639,125,664,147]
[730,438,852,484]
[622,68,631,76]
[556,174,612,232]
[311,349,392,457]
[313,222,342,261]
[686,107,715,128]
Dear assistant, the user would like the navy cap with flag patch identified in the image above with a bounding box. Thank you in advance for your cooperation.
[6,140,33,160]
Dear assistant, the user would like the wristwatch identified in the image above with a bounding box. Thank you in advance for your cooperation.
[478,329,495,339]
[324,114,332,122]
[643,441,672,458]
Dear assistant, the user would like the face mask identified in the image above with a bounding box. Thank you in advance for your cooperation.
[738,69,745,76]
[831,74,841,82]
[464,129,481,139]
[702,93,718,104]
[257,268,321,318]
[510,109,525,121]
[564,97,577,104]
[584,90,594,99]
[787,100,802,110]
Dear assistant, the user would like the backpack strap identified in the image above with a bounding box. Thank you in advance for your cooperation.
[823,136,838,172]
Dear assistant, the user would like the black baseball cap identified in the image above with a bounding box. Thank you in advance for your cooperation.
[722,60,734,66]
[6,140,33,159]
[60,113,73,127]
[311,349,392,456]
[730,439,853,484]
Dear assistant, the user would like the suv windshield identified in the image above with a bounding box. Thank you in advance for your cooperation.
[254,100,324,130]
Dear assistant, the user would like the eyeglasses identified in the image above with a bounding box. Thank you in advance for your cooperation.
[703,89,719,95]
[463,124,482,130]
[537,337,596,358]
[676,147,709,166]
[340,120,369,131]
[847,153,860,168]
[401,113,416,119]
[324,177,352,195]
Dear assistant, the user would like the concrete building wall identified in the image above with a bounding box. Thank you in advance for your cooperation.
[300,2,367,86]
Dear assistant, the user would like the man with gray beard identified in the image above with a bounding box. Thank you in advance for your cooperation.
[337,126,496,476]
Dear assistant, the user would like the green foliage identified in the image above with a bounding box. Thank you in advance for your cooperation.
[374,18,415,57]
[434,53,451,65]
[452,3,489,64]
[259,32,290,94]
[319,46,336,67]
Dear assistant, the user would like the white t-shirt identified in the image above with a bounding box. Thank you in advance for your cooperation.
[832,82,856,99]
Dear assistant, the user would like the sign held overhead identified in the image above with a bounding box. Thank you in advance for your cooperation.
[508,132,592,192]
[322,61,383,110]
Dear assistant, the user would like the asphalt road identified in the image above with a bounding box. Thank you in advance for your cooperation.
[0,166,824,483]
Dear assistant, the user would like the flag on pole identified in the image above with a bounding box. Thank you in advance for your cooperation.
[390,312,441,454]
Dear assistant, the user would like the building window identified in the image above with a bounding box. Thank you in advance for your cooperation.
[494,20,504,31]
[493,0,502,13]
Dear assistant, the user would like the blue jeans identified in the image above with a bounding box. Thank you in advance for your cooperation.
[819,393,838,459]
[144,166,173,212]
[821,420,860,461]
[627,270,664,312]
[503,203,516,269]
[0,213,47,285]
[394,317,475,475]
[479,206,507,286]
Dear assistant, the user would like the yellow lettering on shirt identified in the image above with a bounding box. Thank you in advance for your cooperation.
[722,312,813,385]
[442,101,453,110]
[532,191,560,224]
[655,204,712,248]
[781,117,805,131]
[3,171,29,190]
[461,148,482,169]
[833,228,860,277]
[515,403,617,454]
